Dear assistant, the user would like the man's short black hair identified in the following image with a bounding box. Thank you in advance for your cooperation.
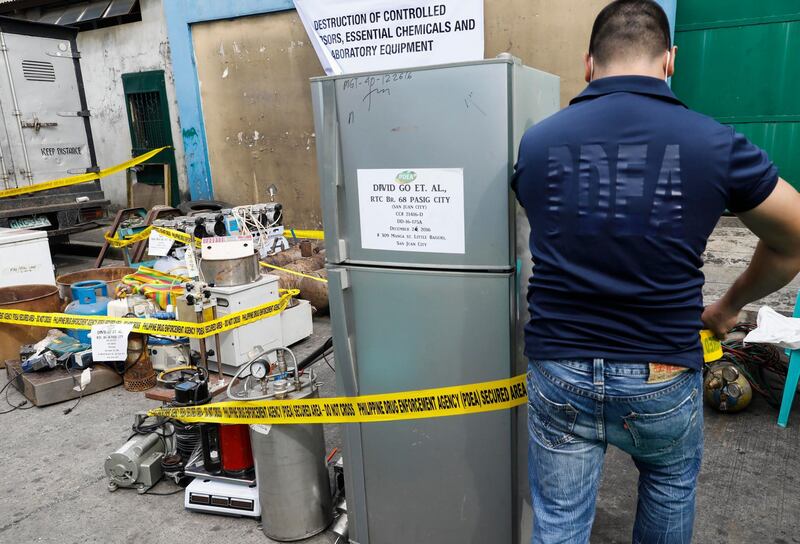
[589,0,671,65]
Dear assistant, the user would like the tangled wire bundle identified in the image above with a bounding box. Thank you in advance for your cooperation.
[720,323,790,407]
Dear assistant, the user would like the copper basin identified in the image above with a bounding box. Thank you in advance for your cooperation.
[0,284,61,368]
[57,266,135,302]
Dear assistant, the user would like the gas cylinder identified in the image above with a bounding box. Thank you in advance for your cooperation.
[64,280,110,344]
[704,361,753,413]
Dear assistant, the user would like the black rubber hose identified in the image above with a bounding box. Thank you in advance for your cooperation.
[297,337,333,372]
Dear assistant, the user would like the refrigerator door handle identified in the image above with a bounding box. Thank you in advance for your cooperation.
[313,80,348,263]
[328,267,359,395]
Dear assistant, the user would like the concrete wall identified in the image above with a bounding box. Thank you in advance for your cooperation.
[191,10,324,228]
[486,1,675,106]
[178,1,614,226]
[486,0,609,107]
[176,0,675,218]
[77,0,187,207]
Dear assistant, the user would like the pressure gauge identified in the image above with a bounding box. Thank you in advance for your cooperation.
[251,360,268,379]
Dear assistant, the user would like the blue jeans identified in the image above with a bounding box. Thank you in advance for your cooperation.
[528,359,703,544]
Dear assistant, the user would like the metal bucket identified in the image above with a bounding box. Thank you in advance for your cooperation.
[56,266,135,302]
[0,284,61,368]
[200,254,259,287]
[250,386,332,541]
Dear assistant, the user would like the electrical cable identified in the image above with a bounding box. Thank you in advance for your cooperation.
[322,351,335,374]
[718,323,788,407]
[0,378,21,414]
[143,483,186,496]
[132,415,175,438]
[5,381,31,410]
[131,414,176,454]
[157,365,207,387]
[63,363,85,415]
[0,376,15,396]
[297,337,334,372]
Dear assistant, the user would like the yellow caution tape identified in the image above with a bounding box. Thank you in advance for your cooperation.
[0,289,299,339]
[106,226,324,248]
[105,226,329,284]
[148,330,721,425]
[286,229,324,240]
[0,146,170,199]
[259,261,328,284]
[149,374,528,424]
[701,329,723,363]
[104,226,152,248]
[104,225,201,249]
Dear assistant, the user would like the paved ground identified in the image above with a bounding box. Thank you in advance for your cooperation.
[2,345,798,544]
[703,216,800,314]
[0,244,342,544]
[0,318,341,544]
[0,230,798,543]
[592,395,800,544]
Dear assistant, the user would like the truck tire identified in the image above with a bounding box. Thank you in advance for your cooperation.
[179,200,232,216]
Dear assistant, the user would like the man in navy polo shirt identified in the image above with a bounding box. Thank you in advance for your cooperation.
[513,1,800,542]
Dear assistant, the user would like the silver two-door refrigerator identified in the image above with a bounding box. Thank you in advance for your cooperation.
[311,56,559,544]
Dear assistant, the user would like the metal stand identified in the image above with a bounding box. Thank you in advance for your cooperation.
[212,306,225,385]
[196,307,210,377]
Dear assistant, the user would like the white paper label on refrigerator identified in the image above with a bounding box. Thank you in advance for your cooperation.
[357,168,465,254]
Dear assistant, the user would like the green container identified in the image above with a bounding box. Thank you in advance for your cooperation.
[672,1,800,189]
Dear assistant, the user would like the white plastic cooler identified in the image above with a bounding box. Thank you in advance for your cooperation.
[0,228,55,287]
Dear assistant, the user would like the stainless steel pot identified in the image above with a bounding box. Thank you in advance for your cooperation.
[200,253,259,287]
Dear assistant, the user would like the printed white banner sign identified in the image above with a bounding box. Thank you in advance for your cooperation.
[294,0,484,75]
[357,168,465,254]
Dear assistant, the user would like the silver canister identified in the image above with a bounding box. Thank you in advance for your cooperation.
[199,253,259,287]
[249,383,333,541]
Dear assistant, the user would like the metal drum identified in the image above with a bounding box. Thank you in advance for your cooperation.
[250,384,332,541]
[0,284,61,367]
[56,266,135,302]
[200,253,259,287]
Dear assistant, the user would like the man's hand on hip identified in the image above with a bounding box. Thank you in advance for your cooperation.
[701,300,740,339]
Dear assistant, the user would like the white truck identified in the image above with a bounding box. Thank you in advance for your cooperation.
[0,16,108,239]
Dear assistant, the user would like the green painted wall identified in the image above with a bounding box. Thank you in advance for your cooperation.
[673,1,800,189]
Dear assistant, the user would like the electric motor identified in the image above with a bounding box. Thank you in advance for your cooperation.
[104,431,165,493]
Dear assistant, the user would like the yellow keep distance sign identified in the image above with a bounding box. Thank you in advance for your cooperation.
[0,289,298,339]
[0,146,171,199]
[149,374,529,425]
